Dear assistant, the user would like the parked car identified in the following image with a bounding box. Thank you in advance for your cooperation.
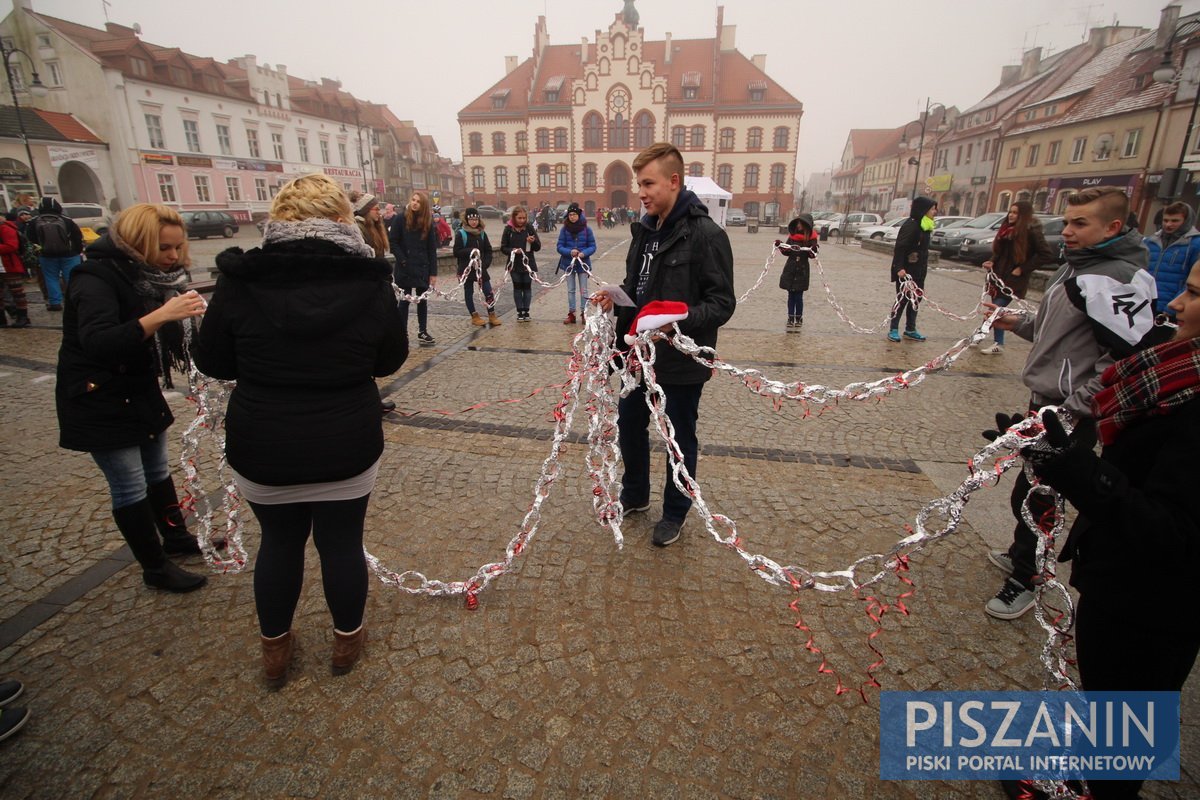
[882,215,971,243]
[59,202,110,235]
[812,212,844,237]
[958,214,1060,265]
[727,208,747,226]
[855,217,907,241]
[474,204,506,219]
[179,210,240,239]
[933,212,1006,258]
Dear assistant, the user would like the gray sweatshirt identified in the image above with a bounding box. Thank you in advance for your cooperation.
[1011,230,1155,419]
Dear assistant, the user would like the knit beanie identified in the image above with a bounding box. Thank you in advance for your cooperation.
[352,193,378,217]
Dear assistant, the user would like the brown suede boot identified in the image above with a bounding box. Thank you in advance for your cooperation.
[470,311,486,326]
[487,311,502,326]
[261,630,295,684]
[331,625,366,674]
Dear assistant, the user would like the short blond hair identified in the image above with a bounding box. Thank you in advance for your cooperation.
[632,142,684,181]
[113,203,190,267]
[270,173,352,222]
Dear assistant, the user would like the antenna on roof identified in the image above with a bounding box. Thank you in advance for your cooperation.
[1071,3,1102,41]
[1022,22,1048,51]
[101,0,112,23]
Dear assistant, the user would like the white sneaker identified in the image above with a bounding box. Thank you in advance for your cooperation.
[980,343,1003,355]
[986,578,1036,620]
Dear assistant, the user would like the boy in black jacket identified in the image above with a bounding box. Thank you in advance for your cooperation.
[596,143,736,547]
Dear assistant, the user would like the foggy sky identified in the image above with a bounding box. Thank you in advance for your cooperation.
[27,0,1188,187]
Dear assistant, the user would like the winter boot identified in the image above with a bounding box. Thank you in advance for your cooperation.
[11,310,30,329]
[261,630,296,684]
[146,476,201,556]
[563,311,576,325]
[332,625,367,674]
[487,310,502,326]
[112,499,207,593]
[470,311,486,327]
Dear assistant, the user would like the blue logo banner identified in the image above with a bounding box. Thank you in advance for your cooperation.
[880,691,1180,781]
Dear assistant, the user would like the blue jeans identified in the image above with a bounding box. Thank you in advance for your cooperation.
[513,286,532,313]
[787,290,805,318]
[992,293,1011,344]
[40,255,81,306]
[91,437,170,509]
[464,277,494,315]
[565,271,589,313]
[618,382,704,522]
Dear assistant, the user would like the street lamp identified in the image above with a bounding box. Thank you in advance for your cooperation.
[0,40,49,200]
[898,98,951,200]
[1154,45,1200,200]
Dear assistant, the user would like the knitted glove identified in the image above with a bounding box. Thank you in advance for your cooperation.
[981,411,1026,442]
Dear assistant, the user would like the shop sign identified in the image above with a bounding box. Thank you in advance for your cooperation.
[48,146,101,169]
[142,152,175,165]
[176,155,213,168]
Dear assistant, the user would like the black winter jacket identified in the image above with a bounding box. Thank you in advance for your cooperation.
[1046,398,1200,627]
[193,239,408,486]
[617,201,736,384]
[390,219,439,290]
[453,226,494,281]
[55,238,175,452]
[500,222,541,289]
[890,197,937,285]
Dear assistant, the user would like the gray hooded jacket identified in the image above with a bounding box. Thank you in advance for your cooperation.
[1011,229,1156,418]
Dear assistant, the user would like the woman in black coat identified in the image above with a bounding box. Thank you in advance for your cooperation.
[388,190,439,346]
[194,173,408,684]
[1026,261,1200,799]
[56,204,209,593]
[888,196,937,342]
[778,214,817,330]
[500,206,541,322]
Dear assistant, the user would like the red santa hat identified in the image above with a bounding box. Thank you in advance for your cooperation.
[623,300,689,346]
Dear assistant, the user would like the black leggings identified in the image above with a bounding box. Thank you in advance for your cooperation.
[249,495,370,638]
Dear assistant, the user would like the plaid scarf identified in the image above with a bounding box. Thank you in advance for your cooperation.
[1092,336,1200,445]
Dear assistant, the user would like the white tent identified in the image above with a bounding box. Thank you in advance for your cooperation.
[683,176,733,228]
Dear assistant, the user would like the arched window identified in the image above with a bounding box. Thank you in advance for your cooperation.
[671,126,686,147]
[691,125,706,148]
[688,162,704,177]
[468,133,482,155]
[537,164,551,188]
[515,131,528,153]
[517,166,529,190]
[634,111,654,149]
[996,191,1011,212]
[769,163,786,189]
[745,164,760,189]
[719,128,735,151]
[555,163,569,187]
[553,127,568,150]
[583,163,597,187]
[583,113,604,149]
[494,166,508,189]
[471,166,485,189]
[536,128,549,150]
[716,163,732,190]
[747,127,763,151]
[744,201,760,218]
[491,132,506,154]
[773,127,789,150]
[609,113,629,150]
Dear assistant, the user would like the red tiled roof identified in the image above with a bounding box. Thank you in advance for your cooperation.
[33,109,104,144]
[848,129,902,160]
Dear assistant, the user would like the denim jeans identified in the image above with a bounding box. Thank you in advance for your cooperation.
[991,293,1012,344]
[618,382,704,522]
[91,437,170,509]
[513,287,532,313]
[39,255,81,307]
[464,277,494,314]
[565,271,589,313]
[787,290,805,318]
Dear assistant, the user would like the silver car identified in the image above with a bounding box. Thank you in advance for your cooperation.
[933,212,1006,258]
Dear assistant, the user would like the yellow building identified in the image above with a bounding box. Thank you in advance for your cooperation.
[457,5,802,222]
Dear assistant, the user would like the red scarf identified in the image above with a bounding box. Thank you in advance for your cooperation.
[1092,336,1200,445]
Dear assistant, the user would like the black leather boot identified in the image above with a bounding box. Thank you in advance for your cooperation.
[145,476,201,555]
[112,500,206,593]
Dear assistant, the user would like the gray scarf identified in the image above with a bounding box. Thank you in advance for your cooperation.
[108,224,191,382]
[261,217,375,258]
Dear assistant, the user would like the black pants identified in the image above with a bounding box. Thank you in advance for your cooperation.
[617,382,704,523]
[1074,594,1200,799]
[399,284,429,333]
[1006,407,1096,589]
[249,495,370,638]
[889,278,920,332]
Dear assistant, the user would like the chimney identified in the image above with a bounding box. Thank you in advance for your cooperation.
[505,56,518,74]
[241,54,257,71]
[665,32,672,64]
[276,64,287,76]
[752,54,766,72]
[1018,47,1042,81]
[999,64,1020,85]
[1158,4,1182,52]
[720,24,737,52]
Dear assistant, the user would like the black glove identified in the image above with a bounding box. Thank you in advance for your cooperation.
[1024,411,1126,516]
[981,411,1026,443]
[1019,410,1071,468]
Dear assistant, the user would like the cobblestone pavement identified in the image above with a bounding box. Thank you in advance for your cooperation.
[0,227,1195,798]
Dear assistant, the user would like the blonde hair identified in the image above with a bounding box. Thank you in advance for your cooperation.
[113,203,190,267]
[270,173,352,222]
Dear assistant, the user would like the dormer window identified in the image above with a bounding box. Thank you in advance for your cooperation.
[544,75,565,104]
[747,80,767,102]
[491,88,509,109]
[130,56,149,78]
[682,71,701,100]
[170,66,188,86]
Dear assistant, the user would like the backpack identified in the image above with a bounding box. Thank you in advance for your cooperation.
[458,228,487,248]
[34,215,75,257]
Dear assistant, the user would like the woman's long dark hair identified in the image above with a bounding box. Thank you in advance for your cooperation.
[1010,200,1035,265]
[405,191,432,239]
